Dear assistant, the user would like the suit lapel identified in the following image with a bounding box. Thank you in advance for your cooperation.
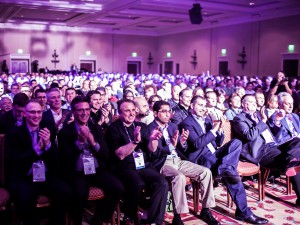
[190,115,205,136]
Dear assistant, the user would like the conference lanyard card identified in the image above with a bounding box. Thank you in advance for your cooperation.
[83,155,96,175]
[133,150,145,170]
[32,161,46,182]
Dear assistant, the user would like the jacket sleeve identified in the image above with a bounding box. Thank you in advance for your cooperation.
[233,115,269,141]
[179,120,216,153]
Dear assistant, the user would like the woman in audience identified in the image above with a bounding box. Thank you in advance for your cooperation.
[123,89,134,100]
[148,94,162,111]
[225,93,242,120]
[215,88,228,112]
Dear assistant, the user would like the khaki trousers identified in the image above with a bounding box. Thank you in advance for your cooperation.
[161,157,215,214]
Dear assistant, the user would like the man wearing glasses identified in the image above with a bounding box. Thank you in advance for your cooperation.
[148,100,219,225]
[106,99,168,225]
[58,96,124,225]
[5,99,71,225]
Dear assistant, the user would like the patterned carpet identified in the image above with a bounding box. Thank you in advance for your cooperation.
[162,176,300,225]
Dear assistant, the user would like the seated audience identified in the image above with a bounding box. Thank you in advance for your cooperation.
[0,96,12,115]
[0,93,29,134]
[180,95,268,224]
[5,100,72,225]
[265,94,278,118]
[149,100,220,225]
[58,96,124,225]
[232,94,300,207]
[133,96,154,125]
[224,93,242,121]
[171,88,192,125]
[106,99,168,225]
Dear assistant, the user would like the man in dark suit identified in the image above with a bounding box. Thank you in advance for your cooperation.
[5,99,71,225]
[148,100,219,225]
[171,88,192,125]
[41,88,71,144]
[58,96,124,225]
[233,94,300,207]
[106,99,168,225]
[180,95,268,224]
[0,93,28,134]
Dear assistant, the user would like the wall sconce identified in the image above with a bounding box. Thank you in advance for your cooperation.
[132,52,137,57]
[288,45,295,53]
[86,50,91,56]
[17,49,24,54]
[221,49,227,56]
[166,52,172,57]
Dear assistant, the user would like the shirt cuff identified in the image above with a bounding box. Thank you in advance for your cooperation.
[92,142,100,152]
[44,142,51,152]
[34,145,43,156]
[210,130,217,137]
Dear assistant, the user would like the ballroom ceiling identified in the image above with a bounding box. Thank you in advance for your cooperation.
[0,0,300,36]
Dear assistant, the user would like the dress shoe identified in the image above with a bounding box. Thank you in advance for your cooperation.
[220,172,241,184]
[199,208,220,225]
[171,215,184,225]
[240,214,268,224]
[286,161,300,177]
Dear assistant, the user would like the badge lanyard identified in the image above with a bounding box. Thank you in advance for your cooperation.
[124,123,145,170]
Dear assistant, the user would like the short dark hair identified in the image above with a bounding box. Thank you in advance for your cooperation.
[153,100,170,112]
[191,95,205,105]
[71,96,89,111]
[86,90,101,103]
[117,99,135,114]
[13,93,29,107]
[241,94,255,104]
[35,89,46,96]
[179,88,191,98]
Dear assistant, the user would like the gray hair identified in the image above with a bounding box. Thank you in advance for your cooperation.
[277,92,292,106]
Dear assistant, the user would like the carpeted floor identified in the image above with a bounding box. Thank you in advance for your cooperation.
[162,176,300,225]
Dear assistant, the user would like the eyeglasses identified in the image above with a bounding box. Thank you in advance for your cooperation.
[26,110,43,114]
[158,110,172,114]
[75,108,91,113]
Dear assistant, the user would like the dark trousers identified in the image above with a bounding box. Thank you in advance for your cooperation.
[260,144,300,201]
[278,137,300,162]
[113,167,168,225]
[68,168,124,225]
[204,139,253,219]
[11,176,72,225]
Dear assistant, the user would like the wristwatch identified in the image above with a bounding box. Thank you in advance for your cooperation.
[132,140,140,145]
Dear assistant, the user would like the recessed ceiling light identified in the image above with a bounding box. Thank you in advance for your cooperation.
[249,2,255,6]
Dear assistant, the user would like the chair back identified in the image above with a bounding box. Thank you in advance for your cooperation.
[221,120,232,147]
[0,134,5,185]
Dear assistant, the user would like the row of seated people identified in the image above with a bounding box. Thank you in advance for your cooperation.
[1,86,300,225]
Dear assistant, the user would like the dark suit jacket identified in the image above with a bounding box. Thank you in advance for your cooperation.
[0,110,18,134]
[57,121,109,178]
[232,112,273,164]
[41,109,71,144]
[268,113,300,145]
[171,104,189,125]
[179,114,224,168]
[5,123,58,185]
[147,120,187,171]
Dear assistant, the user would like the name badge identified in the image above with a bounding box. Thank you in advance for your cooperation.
[133,150,145,170]
[83,155,96,175]
[32,161,46,182]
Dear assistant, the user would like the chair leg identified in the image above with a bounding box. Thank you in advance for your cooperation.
[258,170,263,201]
[192,181,200,214]
[286,176,292,195]
[261,168,270,200]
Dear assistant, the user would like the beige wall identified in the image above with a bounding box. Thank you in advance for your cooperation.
[0,14,299,76]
